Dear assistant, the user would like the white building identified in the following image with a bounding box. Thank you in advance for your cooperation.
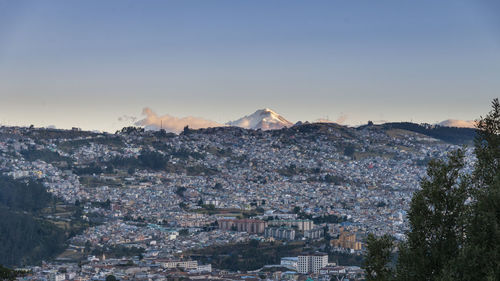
[162,260,198,270]
[297,253,328,274]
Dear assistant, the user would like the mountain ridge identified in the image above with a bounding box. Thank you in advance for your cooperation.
[226,108,293,130]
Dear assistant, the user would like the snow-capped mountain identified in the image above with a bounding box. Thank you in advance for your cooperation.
[227,108,293,130]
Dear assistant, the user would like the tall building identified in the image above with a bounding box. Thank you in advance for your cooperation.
[264,227,296,240]
[297,253,328,274]
[218,219,267,234]
[304,227,324,239]
[268,219,314,231]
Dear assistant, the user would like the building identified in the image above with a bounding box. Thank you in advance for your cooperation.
[50,273,66,281]
[297,253,328,274]
[218,219,267,234]
[331,231,362,251]
[304,227,324,239]
[268,219,314,231]
[265,227,296,240]
[161,260,198,270]
[280,257,299,270]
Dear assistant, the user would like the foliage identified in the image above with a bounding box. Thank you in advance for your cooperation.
[106,275,118,281]
[363,234,394,281]
[189,241,305,271]
[58,136,124,152]
[311,214,347,224]
[117,126,144,135]
[91,245,144,259]
[186,165,218,176]
[20,149,71,164]
[175,186,187,197]
[455,98,500,281]
[321,174,345,185]
[73,164,103,175]
[366,122,476,145]
[343,145,356,157]
[0,176,84,267]
[0,264,28,281]
[363,99,500,281]
[0,208,66,267]
[396,150,468,281]
[138,150,167,169]
[0,176,55,212]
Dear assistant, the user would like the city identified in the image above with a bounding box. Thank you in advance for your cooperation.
[1,1,498,280]
[0,121,475,280]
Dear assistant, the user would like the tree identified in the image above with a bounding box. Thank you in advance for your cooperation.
[344,145,356,158]
[183,125,191,135]
[395,150,468,281]
[0,265,17,281]
[127,167,135,175]
[106,275,117,281]
[366,99,500,281]
[455,98,500,281]
[175,186,187,197]
[363,234,394,281]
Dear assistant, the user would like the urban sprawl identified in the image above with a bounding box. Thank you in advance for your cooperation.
[0,123,474,281]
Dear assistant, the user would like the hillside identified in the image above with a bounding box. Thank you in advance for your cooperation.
[358,122,476,144]
[0,176,86,267]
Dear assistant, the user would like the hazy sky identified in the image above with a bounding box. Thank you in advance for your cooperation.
[0,0,499,132]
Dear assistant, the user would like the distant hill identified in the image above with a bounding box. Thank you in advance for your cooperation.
[359,122,477,145]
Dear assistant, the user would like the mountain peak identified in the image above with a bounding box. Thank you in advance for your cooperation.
[227,108,293,130]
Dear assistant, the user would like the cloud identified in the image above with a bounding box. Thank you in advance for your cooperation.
[118,115,137,123]
[135,107,223,133]
[438,119,476,128]
[315,113,348,124]
[335,113,348,124]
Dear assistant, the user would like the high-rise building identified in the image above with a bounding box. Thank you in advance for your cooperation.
[297,253,328,274]
[264,227,296,240]
[304,227,324,239]
[218,219,267,234]
[268,219,314,231]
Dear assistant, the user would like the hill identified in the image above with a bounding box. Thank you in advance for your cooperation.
[0,176,86,267]
[358,122,476,144]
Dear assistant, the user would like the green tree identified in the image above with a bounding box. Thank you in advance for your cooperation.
[0,265,17,281]
[396,150,468,281]
[363,234,394,281]
[455,98,500,280]
[106,275,117,281]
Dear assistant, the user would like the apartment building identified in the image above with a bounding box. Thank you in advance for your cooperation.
[297,253,328,274]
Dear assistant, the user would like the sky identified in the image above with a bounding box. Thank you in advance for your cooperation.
[0,0,499,132]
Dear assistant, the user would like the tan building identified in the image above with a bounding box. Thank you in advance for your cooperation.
[331,231,362,250]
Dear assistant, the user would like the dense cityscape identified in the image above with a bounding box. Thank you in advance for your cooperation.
[2,1,499,280]
[0,121,476,280]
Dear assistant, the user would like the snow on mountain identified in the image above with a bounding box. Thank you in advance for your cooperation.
[227,108,293,130]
